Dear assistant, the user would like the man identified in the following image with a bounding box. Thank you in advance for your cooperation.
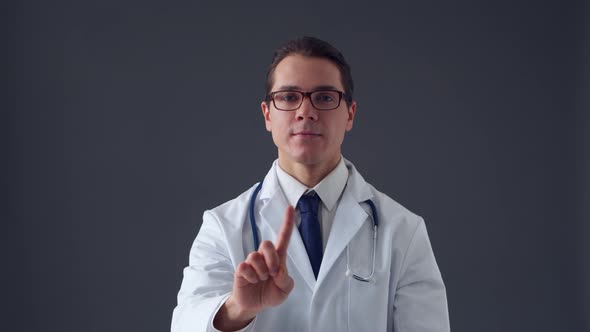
[172,36,450,331]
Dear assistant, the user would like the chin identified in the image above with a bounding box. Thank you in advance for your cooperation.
[278,144,339,167]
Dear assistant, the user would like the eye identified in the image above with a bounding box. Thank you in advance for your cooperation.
[313,91,337,103]
[275,92,301,103]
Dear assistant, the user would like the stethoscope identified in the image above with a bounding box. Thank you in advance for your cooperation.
[249,180,379,282]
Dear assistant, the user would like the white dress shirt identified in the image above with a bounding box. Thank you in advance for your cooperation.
[275,156,348,251]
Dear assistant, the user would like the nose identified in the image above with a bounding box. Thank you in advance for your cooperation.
[295,96,319,121]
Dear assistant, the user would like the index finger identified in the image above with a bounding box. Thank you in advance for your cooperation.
[275,205,295,257]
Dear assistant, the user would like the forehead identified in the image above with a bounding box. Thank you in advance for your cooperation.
[271,55,344,91]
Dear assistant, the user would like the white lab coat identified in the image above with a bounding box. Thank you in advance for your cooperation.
[172,159,449,332]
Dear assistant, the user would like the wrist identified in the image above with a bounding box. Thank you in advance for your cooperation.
[226,295,258,322]
[213,295,257,331]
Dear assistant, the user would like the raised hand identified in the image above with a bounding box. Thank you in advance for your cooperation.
[213,206,295,331]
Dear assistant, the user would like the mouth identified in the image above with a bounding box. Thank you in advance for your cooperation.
[292,131,321,137]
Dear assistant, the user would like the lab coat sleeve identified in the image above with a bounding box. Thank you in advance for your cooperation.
[392,218,450,332]
[171,211,255,332]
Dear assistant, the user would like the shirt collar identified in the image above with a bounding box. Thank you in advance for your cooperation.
[275,157,348,211]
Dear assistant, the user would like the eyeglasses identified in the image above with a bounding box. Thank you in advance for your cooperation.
[268,90,346,111]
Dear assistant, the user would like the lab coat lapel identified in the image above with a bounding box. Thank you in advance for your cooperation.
[258,165,317,291]
[315,188,367,288]
[315,159,374,289]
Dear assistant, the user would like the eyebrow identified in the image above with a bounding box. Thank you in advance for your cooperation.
[276,85,339,91]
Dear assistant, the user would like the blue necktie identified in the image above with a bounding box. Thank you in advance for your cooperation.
[297,192,323,279]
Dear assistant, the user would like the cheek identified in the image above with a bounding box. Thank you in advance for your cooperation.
[270,117,290,141]
[327,114,350,137]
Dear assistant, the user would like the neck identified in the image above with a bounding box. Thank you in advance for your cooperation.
[278,155,341,188]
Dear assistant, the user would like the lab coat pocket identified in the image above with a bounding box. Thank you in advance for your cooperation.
[346,222,390,331]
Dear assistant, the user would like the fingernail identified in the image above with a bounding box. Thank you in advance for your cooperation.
[271,267,278,276]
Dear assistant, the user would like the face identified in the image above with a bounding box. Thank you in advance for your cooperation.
[261,55,356,171]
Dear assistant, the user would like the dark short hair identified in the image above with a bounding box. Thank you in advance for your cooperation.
[265,36,354,107]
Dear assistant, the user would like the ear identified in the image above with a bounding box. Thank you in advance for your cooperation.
[345,101,357,131]
[261,101,272,132]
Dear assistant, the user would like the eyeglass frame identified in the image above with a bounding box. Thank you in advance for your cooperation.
[266,89,349,111]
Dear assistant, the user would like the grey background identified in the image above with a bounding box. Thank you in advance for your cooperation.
[6,0,589,331]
